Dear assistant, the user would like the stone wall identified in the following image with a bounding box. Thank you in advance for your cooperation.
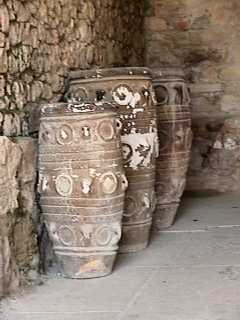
[0,0,144,136]
[145,0,240,192]
[0,0,145,297]
[0,137,38,297]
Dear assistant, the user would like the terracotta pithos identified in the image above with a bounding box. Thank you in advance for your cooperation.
[38,102,127,278]
[152,67,192,230]
[67,68,158,253]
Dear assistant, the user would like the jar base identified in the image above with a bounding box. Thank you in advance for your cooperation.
[119,221,152,253]
[119,242,148,253]
[56,251,117,279]
[153,203,179,230]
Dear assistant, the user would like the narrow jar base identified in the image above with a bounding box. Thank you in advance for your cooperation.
[56,251,117,279]
[153,203,179,231]
[119,221,152,253]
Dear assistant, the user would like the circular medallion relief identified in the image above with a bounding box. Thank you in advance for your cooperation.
[58,225,76,247]
[112,85,133,106]
[67,87,88,102]
[122,143,133,164]
[55,174,73,197]
[123,196,138,218]
[100,172,118,195]
[156,182,170,196]
[154,85,169,105]
[95,225,112,246]
[56,124,73,145]
[98,120,115,141]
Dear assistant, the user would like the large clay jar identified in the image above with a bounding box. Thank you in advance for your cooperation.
[38,102,127,278]
[68,68,158,253]
[152,67,192,230]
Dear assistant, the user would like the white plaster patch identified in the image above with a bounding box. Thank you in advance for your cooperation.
[113,86,133,106]
[121,130,158,170]
[132,107,144,115]
[129,92,141,109]
[224,138,237,150]
[213,140,222,149]
[42,176,49,191]
[38,174,49,192]
[82,177,92,194]
[113,86,143,115]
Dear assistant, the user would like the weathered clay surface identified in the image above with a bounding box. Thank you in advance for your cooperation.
[38,102,127,278]
[0,136,38,297]
[67,68,158,252]
[152,67,192,230]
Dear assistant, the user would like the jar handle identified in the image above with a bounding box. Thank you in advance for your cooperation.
[121,174,128,191]
[116,118,122,132]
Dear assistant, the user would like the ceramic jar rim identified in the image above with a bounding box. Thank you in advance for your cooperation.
[69,67,152,81]
[40,102,117,118]
[151,66,186,81]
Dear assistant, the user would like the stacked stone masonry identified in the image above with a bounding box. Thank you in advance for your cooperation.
[0,0,144,136]
[145,0,240,192]
[0,136,38,297]
[0,0,145,297]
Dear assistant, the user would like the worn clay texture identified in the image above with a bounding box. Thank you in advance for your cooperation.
[152,67,192,230]
[38,103,127,279]
[0,136,38,297]
[145,0,240,192]
[68,68,158,253]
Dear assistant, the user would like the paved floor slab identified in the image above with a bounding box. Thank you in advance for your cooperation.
[174,227,240,266]
[2,268,153,314]
[124,266,240,320]
[1,193,240,320]
[116,232,190,269]
[171,192,240,231]
[2,311,119,320]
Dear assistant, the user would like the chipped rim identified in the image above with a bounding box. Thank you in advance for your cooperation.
[69,67,152,81]
[40,102,118,118]
[151,66,186,81]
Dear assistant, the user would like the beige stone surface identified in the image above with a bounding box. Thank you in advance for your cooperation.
[0,0,144,136]
[145,0,240,191]
[0,137,38,298]
[2,193,240,320]
[187,116,240,192]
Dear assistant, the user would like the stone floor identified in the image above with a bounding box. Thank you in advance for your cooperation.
[1,191,240,320]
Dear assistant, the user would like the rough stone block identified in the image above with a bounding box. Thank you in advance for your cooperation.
[221,95,240,112]
[0,137,38,298]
